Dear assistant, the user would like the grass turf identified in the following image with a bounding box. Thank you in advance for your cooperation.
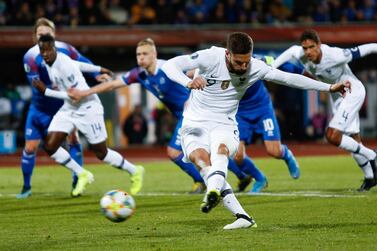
[0,155,377,250]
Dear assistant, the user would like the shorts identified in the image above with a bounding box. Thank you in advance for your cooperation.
[328,80,365,135]
[180,119,239,163]
[168,117,183,151]
[24,105,54,140]
[48,107,107,144]
[237,103,281,145]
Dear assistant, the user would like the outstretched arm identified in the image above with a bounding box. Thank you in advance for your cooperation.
[68,79,124,102]
[347,43,377,60]
[264,68,350,95]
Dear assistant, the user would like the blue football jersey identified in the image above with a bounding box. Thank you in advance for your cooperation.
[121,59,190,118]
[23,41,98,115]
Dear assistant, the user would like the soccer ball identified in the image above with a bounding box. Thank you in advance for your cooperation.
[100,190,136,222]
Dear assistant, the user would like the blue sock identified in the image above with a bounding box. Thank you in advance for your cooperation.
[172,153,204,183]
[21,150,36,190]
[280,144,289,160]
[228,159,247,179]
[69,144,83,187]
[240,156,265,182]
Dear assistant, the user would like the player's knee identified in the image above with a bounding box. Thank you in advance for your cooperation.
[167,147,181,160]
[93,148,108,160]
[233,151,244,165]
[24,144,38,154]
[325,128,341,146]
[189,149,210,168]
[217,143,229,156]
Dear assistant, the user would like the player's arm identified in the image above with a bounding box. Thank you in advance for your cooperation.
[271,45,300,69]
[345,43,377,61]
[65,43,100,78]
[72,60,113,75]
[68,79,124,102]
[32,79,71,100]
[263,67,351,95]
[162,51,210,90]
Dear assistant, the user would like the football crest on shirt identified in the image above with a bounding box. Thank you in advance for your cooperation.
[221,80,230,90]
[24,63,30,73]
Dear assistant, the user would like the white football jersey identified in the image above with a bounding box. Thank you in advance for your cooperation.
[162,46,331,125]
[44,52,103,114]
[272,44,364,108]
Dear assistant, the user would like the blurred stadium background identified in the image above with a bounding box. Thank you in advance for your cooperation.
[0,0,376,153]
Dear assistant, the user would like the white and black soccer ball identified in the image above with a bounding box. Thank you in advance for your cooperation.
[100,189,136,222]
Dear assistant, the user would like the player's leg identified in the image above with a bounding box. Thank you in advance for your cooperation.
[260,107,300,179]
[17,139,39,199]
[221,184,257,230]
[233,141,266,192]
[348,133,376,191]
[90,142,144,195]
[82,111,144,195]
[17,107,51,199]
[66,129,82,189]
[46,112,93,196]
[167,119,205,193]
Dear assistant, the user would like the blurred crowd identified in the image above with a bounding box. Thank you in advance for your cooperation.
[0,0,377,27]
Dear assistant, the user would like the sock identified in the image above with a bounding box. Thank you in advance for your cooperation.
[207,154,228,192]
[221,187,249,217]
[21,150,36,190]
[240,156,265,182]
[199,166,210,186]
[228,159,247,180]
[51,147,84,174]
[280,144,289,160]
[103,148,137,175]
[68,143,82,187]
[352,153,374,179]
[172,153,204,183]
[340,135,376,160]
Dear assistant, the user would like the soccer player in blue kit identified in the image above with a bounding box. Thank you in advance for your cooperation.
[17,18,102,198]
[231,57,303,193]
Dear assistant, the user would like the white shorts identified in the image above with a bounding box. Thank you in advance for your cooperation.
[328,80,365,135]
[180,119,239,163]
[48,108,107,144]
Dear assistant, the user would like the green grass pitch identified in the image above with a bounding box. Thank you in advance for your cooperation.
[1,155,377,250]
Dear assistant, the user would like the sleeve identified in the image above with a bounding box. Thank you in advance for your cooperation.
[272,45,301,68]
[121,68,140,85]
[23,53,40,85]
[45,88,70,100]
[263,67,331,91]
[72,60,101,73]
[64,42,100,77]
[161,48,214,87]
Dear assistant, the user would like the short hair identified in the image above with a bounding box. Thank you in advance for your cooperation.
[137,38,155,47]
[33,17,55,35]
[38,34,55,46]
[300,29,320,44]
[226,32,253,54]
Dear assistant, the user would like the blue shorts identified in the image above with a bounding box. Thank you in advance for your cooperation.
[24,105,55,141]
[237,103,281,145]
[168,117,183,151]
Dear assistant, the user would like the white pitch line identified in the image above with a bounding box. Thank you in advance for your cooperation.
[0,191,366,198]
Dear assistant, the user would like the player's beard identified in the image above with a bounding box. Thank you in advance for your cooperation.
[226,59,247,75]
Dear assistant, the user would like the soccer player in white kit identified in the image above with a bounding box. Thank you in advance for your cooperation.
[162,32,350,229]
[32,34,144,197]
[271,29,377,191]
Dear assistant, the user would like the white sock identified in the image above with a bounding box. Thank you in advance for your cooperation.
[339,136,376,160]
[103,148,137,175]
[207,154,228,193]
[352,153,374,179]
[199,166,210,186]
[51,147,84,174]
[222,190,249,217]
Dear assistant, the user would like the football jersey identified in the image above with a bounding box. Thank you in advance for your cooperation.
[43,52,103,114]
[162,46,330,125]
[121,59,189,118]
[23,41,98,115]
